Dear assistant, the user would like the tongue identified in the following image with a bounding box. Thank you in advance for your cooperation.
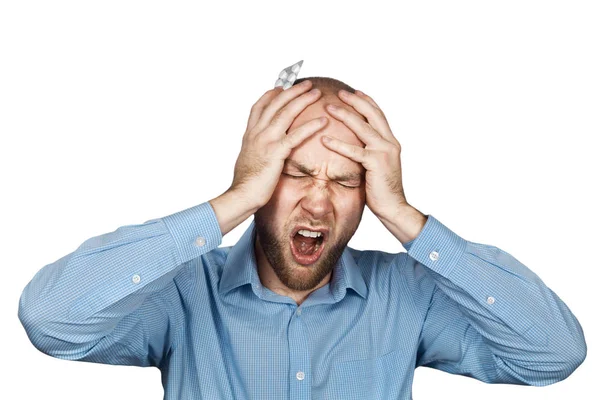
[293,234,319,255]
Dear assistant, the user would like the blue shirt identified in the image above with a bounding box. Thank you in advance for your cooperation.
[18,201,587,399]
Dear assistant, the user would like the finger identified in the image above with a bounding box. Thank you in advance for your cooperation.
[253,80,317,134]
[321,136,369,165]
[246,87,283,132]
[280,117,328,152]
[339,90,397,145]
[268,88,324,135]
[356,90,381,111]
[325,104,388,149]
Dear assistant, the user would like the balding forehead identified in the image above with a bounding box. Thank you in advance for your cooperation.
[284,159,364,182]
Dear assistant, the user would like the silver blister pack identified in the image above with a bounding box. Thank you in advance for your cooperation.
[274,60,304,90]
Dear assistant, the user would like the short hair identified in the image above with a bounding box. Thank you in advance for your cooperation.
[291,76,356,97]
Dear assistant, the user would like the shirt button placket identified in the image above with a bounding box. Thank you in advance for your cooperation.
[288,304,310,398]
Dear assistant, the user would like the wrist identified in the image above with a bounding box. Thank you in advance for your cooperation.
[209,189,258,237]
[225,187,262,214]
[380,204,427,245]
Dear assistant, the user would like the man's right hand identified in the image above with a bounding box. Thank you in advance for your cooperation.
[228,80,328,210]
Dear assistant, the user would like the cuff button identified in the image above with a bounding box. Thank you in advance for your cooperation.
[429,251,439,261]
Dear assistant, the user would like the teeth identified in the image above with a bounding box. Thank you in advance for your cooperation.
[297,229,323,238]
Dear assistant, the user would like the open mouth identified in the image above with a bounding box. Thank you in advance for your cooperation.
[289,229,327,265]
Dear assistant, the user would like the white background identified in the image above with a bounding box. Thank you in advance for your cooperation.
[2,1,597,398]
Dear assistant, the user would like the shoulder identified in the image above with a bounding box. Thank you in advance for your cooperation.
[351,247,437,304]
[171,245,231,295]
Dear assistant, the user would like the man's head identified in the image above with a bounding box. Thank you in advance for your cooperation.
[253,76,367,296]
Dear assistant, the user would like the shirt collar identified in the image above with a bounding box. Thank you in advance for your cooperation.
[218,219,367,301]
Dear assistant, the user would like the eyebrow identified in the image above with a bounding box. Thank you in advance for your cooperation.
[284,159,364,182]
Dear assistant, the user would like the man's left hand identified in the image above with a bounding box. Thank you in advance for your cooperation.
[321,89,407,222]
[321,89,427,244]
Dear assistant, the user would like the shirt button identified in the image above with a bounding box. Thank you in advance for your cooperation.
[132,274,141,284]
[296,371,305,381]
[195,236,206,247]
[429,251,439,261]
[487,296,495,305]
[296,308,302,316]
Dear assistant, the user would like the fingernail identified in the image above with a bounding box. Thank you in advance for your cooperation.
[323,136,332,143]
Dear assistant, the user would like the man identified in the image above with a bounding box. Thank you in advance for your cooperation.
[18,77,587,399]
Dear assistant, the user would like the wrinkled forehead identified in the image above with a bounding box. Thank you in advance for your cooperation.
[286,94,368,176]
[284,156,365,182]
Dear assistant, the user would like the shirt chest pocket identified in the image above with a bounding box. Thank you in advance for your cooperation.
[324,347,411,399]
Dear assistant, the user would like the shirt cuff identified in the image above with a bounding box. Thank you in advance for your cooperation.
[406,214,468,278]
[162,201,223,265]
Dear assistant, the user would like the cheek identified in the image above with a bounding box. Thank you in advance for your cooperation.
[266,183,301,214]
[340,194,365,216]
[338,189,366,221]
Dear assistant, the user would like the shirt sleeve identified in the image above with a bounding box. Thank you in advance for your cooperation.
[18,201,222,368]
[407,215,587,386]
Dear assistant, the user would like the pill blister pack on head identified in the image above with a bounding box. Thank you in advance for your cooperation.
[274,60,304,90]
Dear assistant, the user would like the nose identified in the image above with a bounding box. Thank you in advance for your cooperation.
[299,180,334,220]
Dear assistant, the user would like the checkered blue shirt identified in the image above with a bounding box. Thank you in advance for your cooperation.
[18,201,587,399]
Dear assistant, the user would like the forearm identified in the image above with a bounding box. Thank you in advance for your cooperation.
[379,203,428,245]
[18,201,222,361]
[408,215,587,384]
[209,189,259,237]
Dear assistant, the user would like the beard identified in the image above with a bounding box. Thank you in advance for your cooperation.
[253,211,359,292]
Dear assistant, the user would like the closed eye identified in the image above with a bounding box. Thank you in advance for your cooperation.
[282,173,359,189]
